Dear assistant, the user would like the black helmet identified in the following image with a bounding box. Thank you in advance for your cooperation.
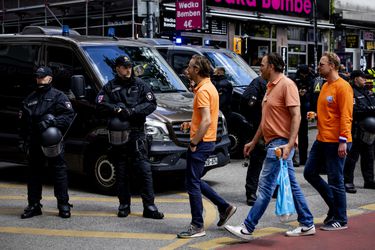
[108,117,131,145]
[360,117,375,134]
[40,127,63,157]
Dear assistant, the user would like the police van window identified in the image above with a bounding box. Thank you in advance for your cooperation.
[157,48,168,59]
[46,46,87,94]
[0,44,40,100]
[172,53,194,75]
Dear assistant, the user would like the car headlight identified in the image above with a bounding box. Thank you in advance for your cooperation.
[220,112,228,135]
[145,119,171,141]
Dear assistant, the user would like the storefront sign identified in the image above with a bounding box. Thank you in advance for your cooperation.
[346,35,359,49]
[207,0,330,19]
[364,32,374,41]
[365,41,375,51]
[176,0,203,30]
[280,46,288,74]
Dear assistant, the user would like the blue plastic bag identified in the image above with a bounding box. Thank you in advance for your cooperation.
[275,159,296,222]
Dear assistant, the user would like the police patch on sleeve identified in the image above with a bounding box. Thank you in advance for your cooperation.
[146,92,154,101]
[65,101,72,109]
[97,95,104,103]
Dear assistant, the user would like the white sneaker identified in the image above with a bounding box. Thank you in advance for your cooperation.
[286,225,316,237]
[224,224,253,241]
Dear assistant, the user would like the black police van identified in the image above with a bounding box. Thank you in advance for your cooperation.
[0,26,230,193]
[138,39,258,157]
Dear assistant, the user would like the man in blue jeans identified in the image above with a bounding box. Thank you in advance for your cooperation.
[225,53,315,241]
[177,55,236,238]
[304,52,353,231]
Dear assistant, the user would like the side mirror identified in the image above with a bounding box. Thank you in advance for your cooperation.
[71,75,86,99]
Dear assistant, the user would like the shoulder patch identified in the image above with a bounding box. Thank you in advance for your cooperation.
[97,95,104,103]
[146,92,154,101]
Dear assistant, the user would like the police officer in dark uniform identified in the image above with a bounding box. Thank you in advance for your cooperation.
[344,70,375,193]
[240,76,267,206]
[19,66,75,219]
[96,55,164,219]
[291,65,315,166]
[211,66,233,116]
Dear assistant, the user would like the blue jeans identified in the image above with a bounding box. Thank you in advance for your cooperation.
[186,142,229,228]
[304,140,352,224]
[244,138,314,232]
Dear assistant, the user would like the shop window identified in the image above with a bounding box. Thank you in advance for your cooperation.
[288,44,306,53]
[287,27,307,41]
[243,23,272,39]
[288,54,306,72]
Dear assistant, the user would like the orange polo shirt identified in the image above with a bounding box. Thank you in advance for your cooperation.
[316,77,353,143]
[190,78,219,142]
[260,75,300,145]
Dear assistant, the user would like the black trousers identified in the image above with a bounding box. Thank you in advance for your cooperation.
[109,133,155,208]
[27,144,69,204]
[344,138,374,184]
[245,142,266,196]
[298,118,309,165]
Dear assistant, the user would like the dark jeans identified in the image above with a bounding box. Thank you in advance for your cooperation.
[109,132,155,208]
[304,140,352,224]
[27,144,69,204]
[245,142,266,197]
[186,142,229,228]
[344,138,374,184]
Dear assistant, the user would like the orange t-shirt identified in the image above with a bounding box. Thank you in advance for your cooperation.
[316,77,353,143]
[190,78,219,142]
[260,75,300,145]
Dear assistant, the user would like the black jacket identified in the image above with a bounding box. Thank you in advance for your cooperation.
[96,76,157,129]
[352,84,375,129]
[241,76,267,130]
[19,85,75,142]
[211,75,233,114]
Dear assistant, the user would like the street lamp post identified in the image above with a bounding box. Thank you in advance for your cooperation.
[313,0,318,74]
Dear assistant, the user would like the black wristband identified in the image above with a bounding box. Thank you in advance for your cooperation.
[190,142,197,147]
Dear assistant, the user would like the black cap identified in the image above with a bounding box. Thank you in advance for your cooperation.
[34,66,53,78]
[350,70,366,79]
[115,55,133,67]
[298,64,309,74]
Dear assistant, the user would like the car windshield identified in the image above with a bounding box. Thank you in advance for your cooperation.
[204,50,258,87]
[82,45,187,93]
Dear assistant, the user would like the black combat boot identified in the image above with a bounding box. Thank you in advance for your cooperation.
[21,203,43,219]
[118,204,131,217]
[143,205,164,219]
[58,203,72,218]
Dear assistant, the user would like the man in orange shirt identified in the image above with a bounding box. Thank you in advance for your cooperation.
[225,53,315,240]
[304,52,353,231]
[177,55,236,238]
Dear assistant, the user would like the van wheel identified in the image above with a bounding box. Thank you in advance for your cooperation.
[228,130,246,159]
[88,150,117,194]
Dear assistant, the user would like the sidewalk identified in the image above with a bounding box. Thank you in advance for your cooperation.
[223,211,375,250]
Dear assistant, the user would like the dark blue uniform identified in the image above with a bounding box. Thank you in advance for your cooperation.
[96,75,159,211]
[19,84,75,206]
[211,74,233,116]
[344,84,375,190]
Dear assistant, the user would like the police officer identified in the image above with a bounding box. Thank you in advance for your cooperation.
[19,66,75,219]
[240,76,267,206]
[211,66,233,116]
[344,70,375,193]
[96,55,164,219]
[291,65,315,166]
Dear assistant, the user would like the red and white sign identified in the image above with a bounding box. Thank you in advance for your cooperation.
[176,0,203,31]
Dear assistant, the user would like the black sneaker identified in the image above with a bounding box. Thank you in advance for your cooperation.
[21,203,42,219]
[118,204,130,218]
[177,224,206,238]
[320,221,348,231]
[58,203,73,218]
[345,183,357,194]
[143,205,164,219]
[217,205,237,227]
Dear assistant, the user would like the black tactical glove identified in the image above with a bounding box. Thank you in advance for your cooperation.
[38,118,56,132]
[119,107,133,120]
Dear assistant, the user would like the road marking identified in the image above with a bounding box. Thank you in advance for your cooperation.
[0,207,191,219]
[189,237,239,250]
[0,195,188,203]
[159,239,192,250]
[0,226,175,240]
[361,204,375,210]
[0,183,25,189]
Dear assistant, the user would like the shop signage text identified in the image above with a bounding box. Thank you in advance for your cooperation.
[208,0,329,19]
[176,0,203,30]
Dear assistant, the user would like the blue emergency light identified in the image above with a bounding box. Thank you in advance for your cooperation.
[108,27,115,37]
[62,25,69,36]
[176,37,182,45]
